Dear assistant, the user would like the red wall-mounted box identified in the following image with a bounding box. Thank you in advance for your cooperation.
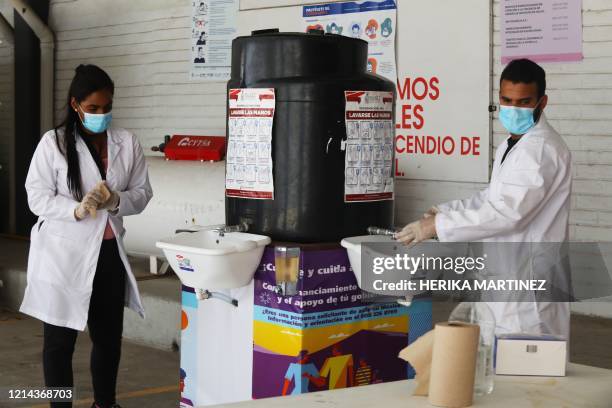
[163,135,226,162]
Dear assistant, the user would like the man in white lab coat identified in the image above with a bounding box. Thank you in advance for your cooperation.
[396,59,572,339]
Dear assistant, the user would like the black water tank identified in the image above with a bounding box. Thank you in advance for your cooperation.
[225,30,395,243]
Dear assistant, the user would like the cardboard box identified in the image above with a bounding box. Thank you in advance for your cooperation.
[495,334,567,377]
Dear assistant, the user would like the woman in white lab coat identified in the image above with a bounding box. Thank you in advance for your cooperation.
[20,65,153,408]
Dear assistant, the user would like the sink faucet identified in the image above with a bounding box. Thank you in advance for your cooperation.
[367,226,397,238]
[215,222,249,237]
[174,223,249,236]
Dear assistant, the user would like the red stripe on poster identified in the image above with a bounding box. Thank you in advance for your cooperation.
[226,189,274,199]
[345,192,393,202]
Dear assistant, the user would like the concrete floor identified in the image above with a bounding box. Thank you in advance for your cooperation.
[0,308,179,408]
[1,302,611,407]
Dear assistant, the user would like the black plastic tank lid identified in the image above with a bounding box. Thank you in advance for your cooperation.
[230,31,369,83]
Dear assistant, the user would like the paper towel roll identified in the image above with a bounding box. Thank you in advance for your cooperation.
[398,329,434,396]
[428,322,480,408]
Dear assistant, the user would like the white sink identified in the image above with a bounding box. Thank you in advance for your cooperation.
[341,235,398,289]
[342,236,464,300]
[156,230,271,291]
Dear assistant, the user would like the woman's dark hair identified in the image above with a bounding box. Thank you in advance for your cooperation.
[55,64,114,201]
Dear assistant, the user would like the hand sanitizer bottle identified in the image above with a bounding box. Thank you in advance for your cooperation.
[449,302,496,396]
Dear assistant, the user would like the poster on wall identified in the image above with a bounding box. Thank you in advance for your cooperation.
[302,0,397,82]
[394,0,490,182]
[226,88,275,199]
[344,90,394,202]
[190,0,238,81]
[501,0,583,64]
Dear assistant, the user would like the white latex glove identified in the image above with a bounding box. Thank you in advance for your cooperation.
[422,205,440,219]
[396,216,437,246]
[92,181,119,212]
[74,192,101,220]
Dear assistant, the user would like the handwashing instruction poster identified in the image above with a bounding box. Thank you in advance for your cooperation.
[226,88,275,199]
[190,0,238,81]
[302,0,397,82]
[344,90,394,202]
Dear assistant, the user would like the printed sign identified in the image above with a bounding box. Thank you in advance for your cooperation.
[394,1,490,182]
[226,88,276,199]
[344,90,394,202]
[252,247,432,398]
[302,0,397,82]
[190,0,239,81]
[501,0,583,64]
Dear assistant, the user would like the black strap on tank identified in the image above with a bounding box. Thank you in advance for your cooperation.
[77,129,106,180]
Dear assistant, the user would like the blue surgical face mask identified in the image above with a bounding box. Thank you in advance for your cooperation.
[78,105,112,134]
[499,100,541,135]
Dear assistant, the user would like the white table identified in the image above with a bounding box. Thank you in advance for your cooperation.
[211,363,612,407]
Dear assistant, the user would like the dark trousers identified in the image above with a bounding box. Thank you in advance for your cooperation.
[43,239,126,408]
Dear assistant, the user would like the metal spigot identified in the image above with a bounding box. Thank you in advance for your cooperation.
[367,226,397,238]
[215,222,249,237]
[396,295,413,307]
[196,289,238,307]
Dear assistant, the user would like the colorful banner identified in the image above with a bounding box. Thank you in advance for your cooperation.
[226,88,276,199]
[302,0,397,82]
[190,0,238,81]
[344,90,395,202]
[501,0,583,64]
[252,247,432,398]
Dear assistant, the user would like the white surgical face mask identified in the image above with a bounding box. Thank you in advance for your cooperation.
[78,105,112,133]
[499,98,542,135]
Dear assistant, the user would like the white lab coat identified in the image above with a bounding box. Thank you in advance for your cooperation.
[435,114,572,339]
[20,127,153,331]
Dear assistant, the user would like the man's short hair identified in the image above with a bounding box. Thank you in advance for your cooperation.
[500,58,546,99]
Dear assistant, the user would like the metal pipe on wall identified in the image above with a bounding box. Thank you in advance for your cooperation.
[0,12,15,234]
[10,0,54,133]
